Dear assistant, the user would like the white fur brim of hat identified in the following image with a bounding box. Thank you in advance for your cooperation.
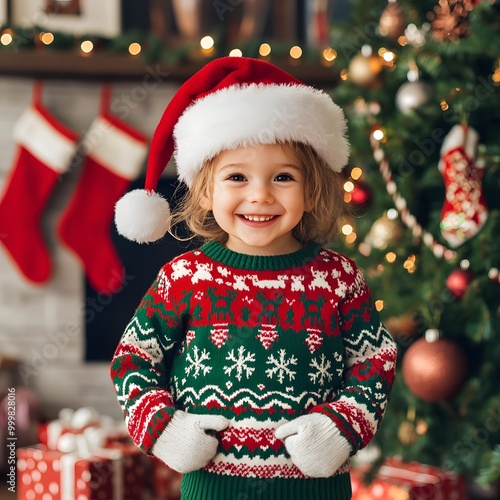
[173,83,350,187]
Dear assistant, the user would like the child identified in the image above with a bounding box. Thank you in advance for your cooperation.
[111,56,397,500]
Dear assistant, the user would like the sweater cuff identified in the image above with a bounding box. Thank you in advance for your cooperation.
[310,405,359,456]
[139,405,176,454]
[151,412,180,461]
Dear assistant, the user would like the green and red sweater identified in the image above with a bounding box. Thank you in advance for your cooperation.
[111,241,397,500]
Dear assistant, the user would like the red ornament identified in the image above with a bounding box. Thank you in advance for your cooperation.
[402,332,468,402]
[350,181,373,210]
[446,268,474,299]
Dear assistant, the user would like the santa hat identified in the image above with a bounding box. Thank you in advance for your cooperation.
[115,56,350,243]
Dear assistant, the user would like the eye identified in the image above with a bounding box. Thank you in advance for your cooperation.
[226,173,247,182]
[275,173,294,182]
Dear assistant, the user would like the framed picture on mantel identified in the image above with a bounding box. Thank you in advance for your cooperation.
[11,0,121,38]
[0,0,7,26]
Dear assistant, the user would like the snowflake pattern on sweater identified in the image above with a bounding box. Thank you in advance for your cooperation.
[111,241,397,483]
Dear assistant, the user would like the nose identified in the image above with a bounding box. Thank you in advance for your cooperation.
[247,180,274,204]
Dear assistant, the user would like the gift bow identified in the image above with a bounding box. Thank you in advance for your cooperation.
[55,408,125,500]
[57,425,108,458]
[57,406,116,431]
[47,406,123,452]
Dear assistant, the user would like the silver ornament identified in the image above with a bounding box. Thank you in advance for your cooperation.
[395,81,432,114]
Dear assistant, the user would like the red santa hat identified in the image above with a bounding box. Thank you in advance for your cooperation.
[115,56,350,243]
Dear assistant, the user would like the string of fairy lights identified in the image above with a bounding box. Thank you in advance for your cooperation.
[0,27,342,65]
[1,11,498,70]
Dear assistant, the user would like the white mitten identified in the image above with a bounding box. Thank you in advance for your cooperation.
[275,413,351,478]
[152,411,229,473]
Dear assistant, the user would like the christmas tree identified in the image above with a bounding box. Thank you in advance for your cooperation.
[328,0,500,489]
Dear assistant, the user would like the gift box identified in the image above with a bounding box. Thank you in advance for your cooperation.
[17,442,144,499]
[351,458,467,500]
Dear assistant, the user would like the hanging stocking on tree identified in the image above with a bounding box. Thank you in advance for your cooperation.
[58,86,149,294]
[0,82,79,284]
[439,123,488,248]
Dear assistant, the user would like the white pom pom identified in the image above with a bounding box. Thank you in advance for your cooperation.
[115,189,171,243]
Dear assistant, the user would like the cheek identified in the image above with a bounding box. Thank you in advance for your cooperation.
[213,185,236,204]
[288,187,309,212]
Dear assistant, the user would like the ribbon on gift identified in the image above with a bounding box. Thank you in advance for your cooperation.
[57,423,108,457]
[352,459,466,500]
[378,460,467,500]
[45,406,121,450]
[379,464,442,486]
[59,425,124,500]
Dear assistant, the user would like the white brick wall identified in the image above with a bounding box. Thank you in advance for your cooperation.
[0,76,178,420]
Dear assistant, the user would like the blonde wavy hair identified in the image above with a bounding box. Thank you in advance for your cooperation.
[168,142,345,246]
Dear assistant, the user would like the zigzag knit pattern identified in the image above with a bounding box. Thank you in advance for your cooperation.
[111,241,397,494]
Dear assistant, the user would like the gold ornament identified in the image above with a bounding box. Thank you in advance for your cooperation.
[379,1,406,40]
[364,215,405,250]
[348,53,383,88]
[398,420,420,446]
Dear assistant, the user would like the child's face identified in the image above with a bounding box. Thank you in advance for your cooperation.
[203,143,311,255]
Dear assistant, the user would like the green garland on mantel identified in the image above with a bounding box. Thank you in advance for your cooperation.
[0,25,329,66]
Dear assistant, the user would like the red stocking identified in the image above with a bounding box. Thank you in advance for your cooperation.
[439,124,488,248]
[58,86,149,294]
[0,82,79,283]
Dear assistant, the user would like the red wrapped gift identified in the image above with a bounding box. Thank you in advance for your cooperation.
[351,458,467,500]
[38,407,128,450]
[17,442,144,500]
[151,458,182,500]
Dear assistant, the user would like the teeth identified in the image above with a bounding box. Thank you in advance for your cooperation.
[243,215,275,222]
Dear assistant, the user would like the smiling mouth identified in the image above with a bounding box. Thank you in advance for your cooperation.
[241,215,277,222]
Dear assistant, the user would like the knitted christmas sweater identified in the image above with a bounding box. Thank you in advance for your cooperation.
[111,241,397,500]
